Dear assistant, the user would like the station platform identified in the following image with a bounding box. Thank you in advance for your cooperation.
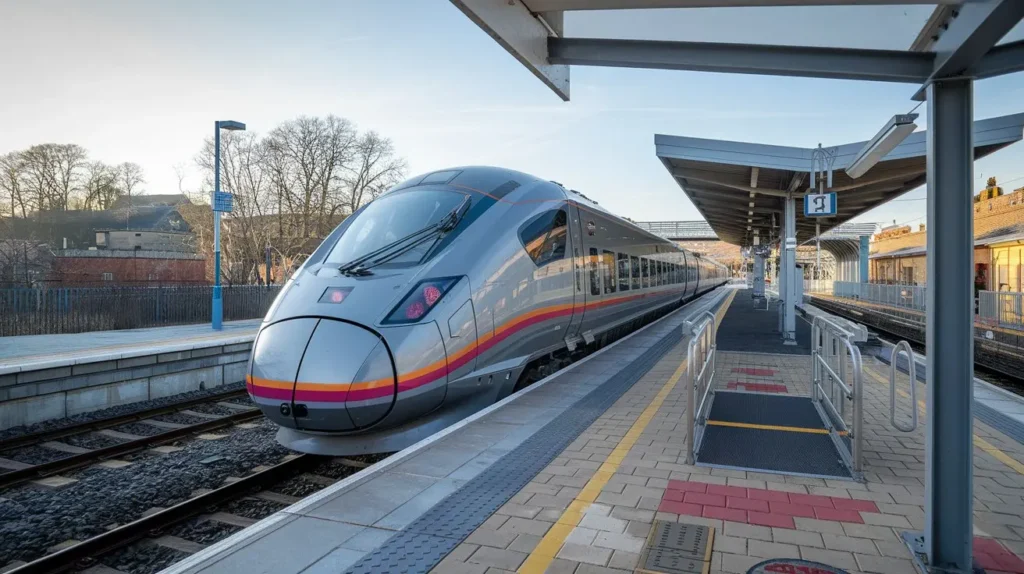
[163,288,1024,574]
[0,320,260,372]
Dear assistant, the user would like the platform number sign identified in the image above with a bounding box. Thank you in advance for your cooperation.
[213,191,234,213]
[804,192,837,217]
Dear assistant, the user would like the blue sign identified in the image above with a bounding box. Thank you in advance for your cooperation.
[804,192,837,217]
[213,191,234,213]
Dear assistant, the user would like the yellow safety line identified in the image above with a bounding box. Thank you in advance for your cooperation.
[518,289,735,574]
[704,419,847,436]
[864,364,1024,476]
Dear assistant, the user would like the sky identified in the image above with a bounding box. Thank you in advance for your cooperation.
[2,0,1024,230]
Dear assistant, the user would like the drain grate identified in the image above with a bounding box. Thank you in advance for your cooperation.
[639,521,713,574]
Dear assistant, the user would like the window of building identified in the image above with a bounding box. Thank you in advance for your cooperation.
[603,250,616,293]
[102,272,113,282]
[641,258,649,289]
[631,256,640,290]
[589,248,601,296]
[618,253,630,291]
[519,209,568,267]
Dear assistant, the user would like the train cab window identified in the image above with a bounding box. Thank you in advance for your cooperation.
[617,253,630,291]
[519,209,568,267]
[589,248,601,296]
[631,256,640,290]
[604,250,617,293]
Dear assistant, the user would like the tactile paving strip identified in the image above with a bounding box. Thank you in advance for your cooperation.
[344,309,696,573]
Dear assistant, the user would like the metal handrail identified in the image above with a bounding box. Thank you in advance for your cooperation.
[685,310,717,464]
[811,314,864,474]
[890,341,918,432]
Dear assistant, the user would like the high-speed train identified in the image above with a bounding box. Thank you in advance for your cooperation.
[247,166,728,454]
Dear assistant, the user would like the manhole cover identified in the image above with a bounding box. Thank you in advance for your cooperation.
[747,558,850,574]
[639,521,713,574]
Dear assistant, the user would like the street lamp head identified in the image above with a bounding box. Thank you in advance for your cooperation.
[217,120,246,131]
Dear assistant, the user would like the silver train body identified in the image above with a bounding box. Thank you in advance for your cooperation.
[247,166,728,454]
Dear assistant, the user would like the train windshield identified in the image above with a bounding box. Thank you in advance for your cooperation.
[326,189,468,267]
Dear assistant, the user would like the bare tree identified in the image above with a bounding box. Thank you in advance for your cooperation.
[343,131,407,214]
[82,161,121,210]
[0,152,29,218]
[20,143,87,211]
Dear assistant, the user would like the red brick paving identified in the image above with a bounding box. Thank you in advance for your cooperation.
[974,537,1024,573]
[731,367,776,376]
[725,381,789,393]
[659,480,880,529]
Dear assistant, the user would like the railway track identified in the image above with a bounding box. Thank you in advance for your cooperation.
[7,454,385,574]
[0,389,263,490]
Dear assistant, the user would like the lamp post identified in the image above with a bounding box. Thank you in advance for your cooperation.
[212,120,246,330]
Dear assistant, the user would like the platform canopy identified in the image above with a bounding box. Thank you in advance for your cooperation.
[656,113,1024,246]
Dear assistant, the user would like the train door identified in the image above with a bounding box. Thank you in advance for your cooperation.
[563,202,588,344]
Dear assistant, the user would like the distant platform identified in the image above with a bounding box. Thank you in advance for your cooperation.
[0,320,259,374]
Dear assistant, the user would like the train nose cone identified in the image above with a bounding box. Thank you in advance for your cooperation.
[247,318,397,432]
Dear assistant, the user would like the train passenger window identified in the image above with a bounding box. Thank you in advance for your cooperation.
[519,209,568,267]
[603,250,617,293]
[618,253,630,291]
[589,248,601,296]
[631,256,640,290]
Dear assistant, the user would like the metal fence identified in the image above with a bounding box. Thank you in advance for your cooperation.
[0,285,281,337]
[832,281,927,312]
[978,290,1024,331]
[804,279,834,294]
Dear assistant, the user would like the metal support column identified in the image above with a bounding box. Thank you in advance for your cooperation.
[783,195,797,344]
[924,77,974,571]
[752,253,765,298]
[859,235,870,283]
[212,123,223,331]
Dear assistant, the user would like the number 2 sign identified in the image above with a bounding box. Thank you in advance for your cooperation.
[804,192,837,217]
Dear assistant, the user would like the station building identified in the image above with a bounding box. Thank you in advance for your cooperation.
[869,177,1024,291]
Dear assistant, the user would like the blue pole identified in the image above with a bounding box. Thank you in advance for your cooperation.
[212,121,223,331]
[859,235,870,283]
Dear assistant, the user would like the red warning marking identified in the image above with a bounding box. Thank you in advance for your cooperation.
[726,382,789,393]
[658,481,882,530]
[732,367,775,376]
[974,537,1024,573]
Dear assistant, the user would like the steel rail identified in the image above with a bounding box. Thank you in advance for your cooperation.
[0,409,263,490]
[0,388,248,452]
[7,453,320,574]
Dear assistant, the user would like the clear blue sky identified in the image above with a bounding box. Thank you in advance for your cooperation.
[1,1,1022,229]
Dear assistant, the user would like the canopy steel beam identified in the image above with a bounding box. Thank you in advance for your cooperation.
[526,0,968,9]
[674,169,792,197]
[549,37,934,84]
[912,0,1024,100]
[974,40,1024,80]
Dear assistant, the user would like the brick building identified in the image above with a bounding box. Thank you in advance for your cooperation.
[870,177,1024,291]
[50,249,206,286]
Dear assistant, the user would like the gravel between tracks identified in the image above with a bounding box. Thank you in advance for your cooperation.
[61,432,126,450]
[0,418,291,564]
[0,382,247,443]
[100,543,191,574]
[222,498,286,520]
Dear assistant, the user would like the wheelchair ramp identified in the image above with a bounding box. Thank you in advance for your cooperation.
[696,391,851,479]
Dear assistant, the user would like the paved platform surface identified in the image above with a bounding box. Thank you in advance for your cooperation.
[716,292,810,355]
[0,320,260,372]
[160,288,1024,574]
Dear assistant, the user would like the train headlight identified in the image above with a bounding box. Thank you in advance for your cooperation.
[383,277,460,325]
[319,286,353,304]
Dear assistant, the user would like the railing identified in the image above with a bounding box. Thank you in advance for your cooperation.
[811,315,864,475]
[889,341,918,432]
[0,285,281,337]
[685,310,717,464]
[804,279,834,294]
[833,281,926,312]
[978,290,1024,330]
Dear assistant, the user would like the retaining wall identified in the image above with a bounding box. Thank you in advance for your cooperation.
[0,337,255,430]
